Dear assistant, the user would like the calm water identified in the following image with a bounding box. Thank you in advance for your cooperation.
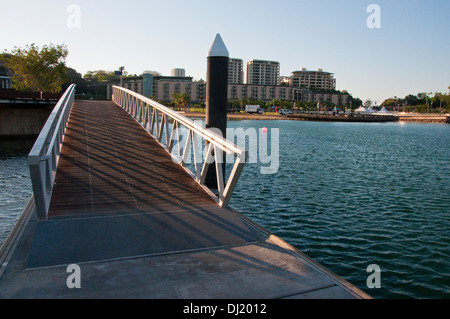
[0,122,449,299]
[0,138,34,250]
[228,120,450,299]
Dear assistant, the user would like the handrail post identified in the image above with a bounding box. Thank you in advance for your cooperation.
[219,150,247,207]
[29,162,48,220]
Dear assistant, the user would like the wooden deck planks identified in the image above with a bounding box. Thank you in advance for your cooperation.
[49,100,216,218]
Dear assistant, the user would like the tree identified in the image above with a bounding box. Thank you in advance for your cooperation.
[404,94,419,106]
[417,92,428,102]
[363,99,373,108]
[142,70,161,76]
[381,98,395,107]
[63,67,88,93]
[172,93,190,111]
[1,43,68,93]
[381,91,450,113]
[351,97,363,108]
[83,70,118,83]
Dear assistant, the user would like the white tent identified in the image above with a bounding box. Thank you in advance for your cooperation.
[366,106,375,113]
[374,106,391,115]
[355,106,366,113]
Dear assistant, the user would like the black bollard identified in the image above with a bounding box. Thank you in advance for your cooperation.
[205,33,229,189]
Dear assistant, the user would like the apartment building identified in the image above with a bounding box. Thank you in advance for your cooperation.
[227,84,349,105]
[228,84,294,101]
[107,72,349,106]
[107,74,206,104]
[246,59,280,86]
[302,90,350,105]
[228,58,244,84]
[106,75,146,99]
[291,68,336,90]
[153,77,206,104]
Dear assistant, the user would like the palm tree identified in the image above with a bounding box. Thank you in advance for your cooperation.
[172,93,190,112]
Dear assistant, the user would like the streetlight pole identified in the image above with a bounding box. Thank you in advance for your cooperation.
[120,66,124,87]
[115,66,125,86]
[428,92,433,114]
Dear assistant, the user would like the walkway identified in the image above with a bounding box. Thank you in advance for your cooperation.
[0,100,370,298]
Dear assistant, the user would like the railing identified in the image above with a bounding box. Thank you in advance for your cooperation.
[28,84,76,221]
[112,85,247,208]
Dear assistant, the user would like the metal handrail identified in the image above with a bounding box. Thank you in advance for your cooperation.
[28,84,76,220]
[112,85,247,208]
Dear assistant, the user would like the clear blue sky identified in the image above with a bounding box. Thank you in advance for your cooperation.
[1,0,449,104]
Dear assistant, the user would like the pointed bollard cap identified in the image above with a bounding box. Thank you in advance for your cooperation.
[205,33,228,189]
[207,33,229,58]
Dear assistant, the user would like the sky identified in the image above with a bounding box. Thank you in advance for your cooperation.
[1,0,449,104]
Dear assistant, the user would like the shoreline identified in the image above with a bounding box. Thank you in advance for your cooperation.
[397,115,449,124]
[183,112,449,123]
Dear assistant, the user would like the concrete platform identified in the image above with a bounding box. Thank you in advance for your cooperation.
[0,200,370,299]
[27,204,259,269]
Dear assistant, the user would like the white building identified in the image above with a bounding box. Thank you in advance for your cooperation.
[227,84,350,105]
[291,68,336,90]
[246,59,280,86]
[228,58,244,84]
[228,84,293,101]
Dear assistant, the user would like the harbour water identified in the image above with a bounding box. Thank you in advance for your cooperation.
[0,121,449,299]
[228,120,450,299]
[0,138,34,250]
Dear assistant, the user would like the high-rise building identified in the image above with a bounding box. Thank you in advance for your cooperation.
[228,58,244,84]
[246,59,280,86]
[171,68,186,77]
[290,68,336,90]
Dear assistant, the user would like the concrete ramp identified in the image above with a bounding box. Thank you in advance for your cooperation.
[27,206,260,268]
